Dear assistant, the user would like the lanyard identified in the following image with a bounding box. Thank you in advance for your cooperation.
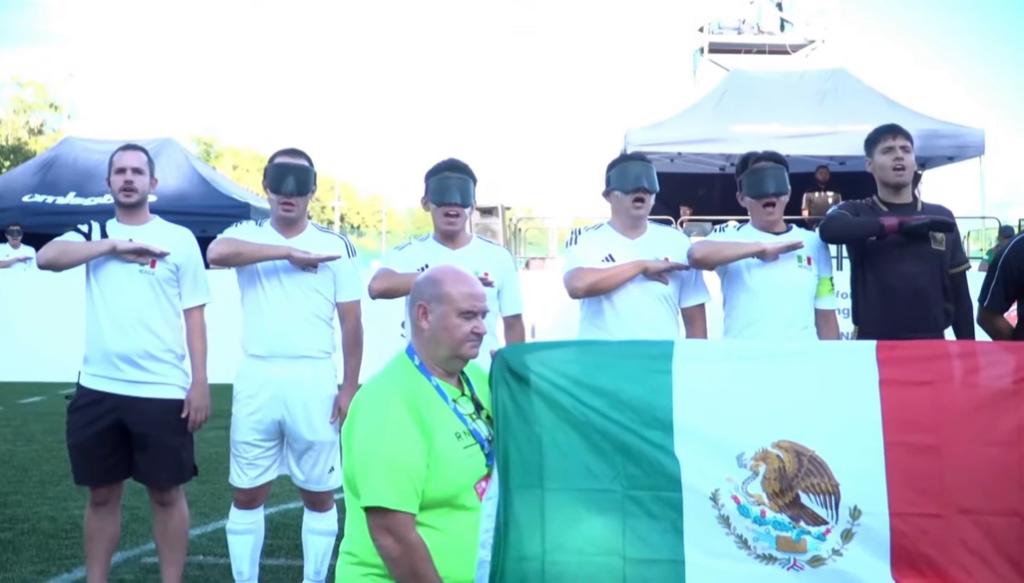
[405,344,494,469]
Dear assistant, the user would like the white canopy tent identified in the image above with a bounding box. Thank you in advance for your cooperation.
[625,68,985,174]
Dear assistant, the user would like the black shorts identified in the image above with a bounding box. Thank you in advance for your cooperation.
[66,384,197,489]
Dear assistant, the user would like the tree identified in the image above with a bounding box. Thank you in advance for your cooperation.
[191,136,265,195]
[0,80,67,173]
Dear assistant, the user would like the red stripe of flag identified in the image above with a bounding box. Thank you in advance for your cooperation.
[878,340,1024,582]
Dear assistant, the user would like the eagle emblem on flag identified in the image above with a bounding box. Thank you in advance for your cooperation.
[711,439,861,571]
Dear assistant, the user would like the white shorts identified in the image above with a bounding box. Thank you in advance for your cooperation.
[229,356,341,492]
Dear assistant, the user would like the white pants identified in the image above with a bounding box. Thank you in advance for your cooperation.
[229,356,341,491]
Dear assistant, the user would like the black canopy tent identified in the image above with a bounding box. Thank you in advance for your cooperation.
[0,137,269,240]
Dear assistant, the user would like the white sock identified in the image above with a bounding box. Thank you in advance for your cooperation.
[226,505,265,583]
[302,505,339,583]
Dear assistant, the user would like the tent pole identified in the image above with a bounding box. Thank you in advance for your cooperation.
[978,156,986,219]
[333,183,342,230]
[381,206,387,255]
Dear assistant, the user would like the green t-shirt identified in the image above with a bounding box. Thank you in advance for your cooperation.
[335,351,492,583]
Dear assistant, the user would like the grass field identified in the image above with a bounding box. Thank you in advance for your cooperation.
[0,382,344,582]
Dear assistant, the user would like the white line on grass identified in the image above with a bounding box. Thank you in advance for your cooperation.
[141,555,303,567]
[17,396,45,404]
[46,493,344,583]
[60,387,77,394]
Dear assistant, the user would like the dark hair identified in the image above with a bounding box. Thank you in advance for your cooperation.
[735,150,789,186]
[864,123,914,157]
[424,158,477,189]
[264,148,315,184]
[815,164,830,173]
[998,225,1015,239]
[107,143,155,177]
[5,222,23,231]
[266,147,315,168]
[604,152,653,188]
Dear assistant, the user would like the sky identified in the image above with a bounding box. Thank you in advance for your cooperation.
[1,0,1022,221]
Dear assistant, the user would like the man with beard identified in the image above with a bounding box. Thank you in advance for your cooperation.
[37,143,211,582]
[207,148,363,583]
[368,158,524,366]
[688,151,839,339]
[819,124,974,340]
[563,152,709,340]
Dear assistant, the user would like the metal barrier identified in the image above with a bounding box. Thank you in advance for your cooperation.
[957,216,1004,261]
[510,215,676,258]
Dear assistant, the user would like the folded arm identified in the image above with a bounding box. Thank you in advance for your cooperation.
[563,261,649,299]
[37,239,114,272]
[206,237,290,267]
[818,210,884,244]
[368,268,418,300]
[688,240,803,270]
[0,257,28,269]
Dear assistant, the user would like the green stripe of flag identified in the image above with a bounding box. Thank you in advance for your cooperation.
[489,340,685,582]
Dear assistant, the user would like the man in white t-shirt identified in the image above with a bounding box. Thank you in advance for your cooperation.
[0,223,36,270]
[207,148,363,583]
[563,153,709,340]
[368,158,524,366]
[688,150,840,339]
[37,143,211,583]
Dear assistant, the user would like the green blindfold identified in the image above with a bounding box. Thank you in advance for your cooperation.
[606,160,660,195]
[425,172,475,208]
[265,162,317,197]
[738,163,791,199]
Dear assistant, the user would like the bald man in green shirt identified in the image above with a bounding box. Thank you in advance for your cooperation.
[336,265,494,582]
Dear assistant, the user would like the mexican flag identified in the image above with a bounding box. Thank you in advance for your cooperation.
[480,340,1024,582]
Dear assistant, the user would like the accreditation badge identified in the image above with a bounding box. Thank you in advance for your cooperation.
[474,467,500,583]
[474,471,492,502]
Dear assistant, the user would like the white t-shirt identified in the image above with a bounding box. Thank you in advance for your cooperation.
[217,220,363,359]
[56,216,210,398]
[705,222,837,339]
[384,234,523,360]
[0,242,36,271]
[563,222,710,340]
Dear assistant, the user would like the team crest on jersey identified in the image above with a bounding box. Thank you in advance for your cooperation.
[711,440,861,573]
[137,257,159,275]
[930,232,947,251]
[795,254,813,270]
[475,270,495,287]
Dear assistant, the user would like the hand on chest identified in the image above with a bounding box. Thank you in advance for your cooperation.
[602,239,686,265]
[419,259,500,290]
[100,249,176,280]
